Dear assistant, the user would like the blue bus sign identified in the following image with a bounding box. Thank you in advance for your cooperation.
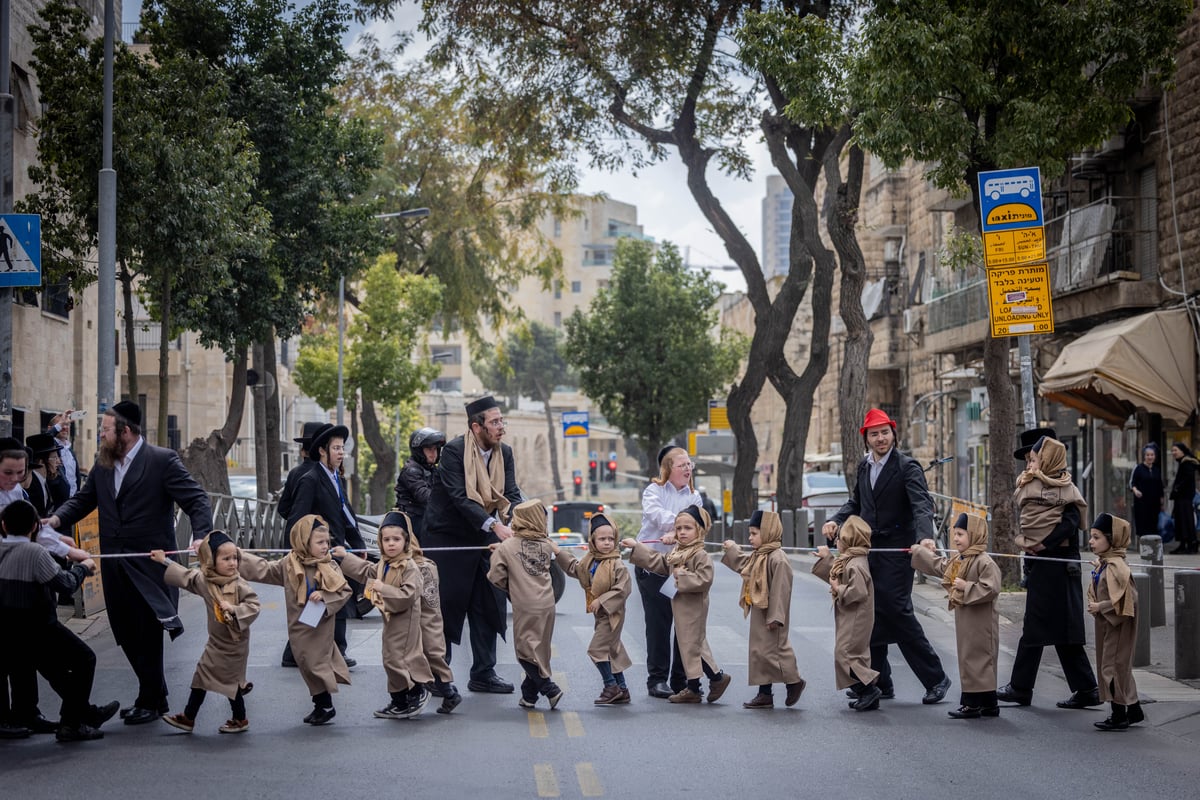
[562,411,589,438]
[978,167,1043,232]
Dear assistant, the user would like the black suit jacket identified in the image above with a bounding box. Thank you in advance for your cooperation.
[286,463,365,551]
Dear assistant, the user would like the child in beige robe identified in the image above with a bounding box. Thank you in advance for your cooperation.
[1087,513,1144,730]
[488,499,562,709]
[240,515,351,725]
[622,506,731,704]
[555,513,632,705]
[912,513,1001,719]
[335,510,433,720]
[721,509,805,709]
[812,515,881,711]
[153,531,260,734]
[410,534,461,713]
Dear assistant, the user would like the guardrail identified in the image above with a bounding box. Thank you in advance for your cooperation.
[173,494,290,551]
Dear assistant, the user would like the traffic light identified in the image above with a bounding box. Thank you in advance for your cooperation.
[606,459,618,482]
[588,459,598,483]
[573,470,583,497]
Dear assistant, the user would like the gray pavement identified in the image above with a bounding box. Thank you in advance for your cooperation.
[1,550,1197,798]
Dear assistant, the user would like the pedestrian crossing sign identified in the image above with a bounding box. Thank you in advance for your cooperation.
[0,214,41,287]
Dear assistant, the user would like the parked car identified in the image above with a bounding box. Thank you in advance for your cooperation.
[549,501,606,537]
[801,471,850,510]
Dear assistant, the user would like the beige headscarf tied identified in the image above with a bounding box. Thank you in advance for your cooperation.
[464,429,511,521]
[368,511,416,620]
[740,511,783,616]
[286,514,348,601]
[510,499,549,540]
[1016,437,1074,488]
[1088,515,1135,618]
[198,530,240,629]
[666,506,711,567]
[578,515,622,615]
[943,514,989,608]
[830,515,871,584]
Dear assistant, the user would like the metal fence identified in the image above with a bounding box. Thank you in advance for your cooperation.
[173,493,290,551]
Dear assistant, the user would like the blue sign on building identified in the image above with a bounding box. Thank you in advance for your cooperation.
[0,214,41,288]
[562,411,589,438]
[977,167,1043,232]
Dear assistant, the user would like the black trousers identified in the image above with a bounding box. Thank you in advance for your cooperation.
[635,567,684,689]
[871,635,946,693]
[0,662,41,722]
[445,575,501,682]
[1008,639,1097,693]
[25,621,96,727]
[109,591,168,710]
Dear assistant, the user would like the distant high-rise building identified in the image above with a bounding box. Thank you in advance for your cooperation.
[762,174,793,279]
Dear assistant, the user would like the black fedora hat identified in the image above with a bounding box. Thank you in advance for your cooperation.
[1014,427,1057,460]
[25,433,60,456]
[308,424,349,459]
[293,421,325,447]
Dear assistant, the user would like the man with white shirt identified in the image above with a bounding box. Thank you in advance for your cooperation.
[47,401,212,726]
[823,408,951,705]
[422,396,522,695]
[46,410,83,497]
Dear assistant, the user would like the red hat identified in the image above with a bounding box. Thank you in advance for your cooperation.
[859,408,897,435]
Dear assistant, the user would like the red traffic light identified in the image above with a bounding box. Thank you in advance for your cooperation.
[573,475,583,485]
[589,460,597,469]
[607,460,617,471]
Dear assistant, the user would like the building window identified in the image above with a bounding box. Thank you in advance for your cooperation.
[553,218,562,237]
[571,280,582,294]
[430,345,462,365]
[431,377,462,392]
[553,280,562,299]
[597,279,609,291]
[11,408,24,443]
[42,279,72,319]
[554,311,562,328]
[167,414,180,451]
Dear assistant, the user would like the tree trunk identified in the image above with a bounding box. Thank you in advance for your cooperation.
[349,399,363,512]
[156,275,171,447]
[535,378,565,501]
[118,260,138,404]
[361,399,395,514]
[180,344,248,494]
[252,343,269,500]
[262,335,282,491]
[825,140,872,482]
[984,334,1021,585]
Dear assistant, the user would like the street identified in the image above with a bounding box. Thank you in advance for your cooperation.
[3,552,1198,799]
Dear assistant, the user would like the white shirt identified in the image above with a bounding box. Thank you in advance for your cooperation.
[52,426,79,495]
[113,436,146,494]
[320,462,356,525]
[0,485,69,557]
[869,447,894,490]
[638,481,701,554]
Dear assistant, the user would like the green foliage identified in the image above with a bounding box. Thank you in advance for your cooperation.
[475,321,574,405]
[939,227,986,274]
[564,240,747,459]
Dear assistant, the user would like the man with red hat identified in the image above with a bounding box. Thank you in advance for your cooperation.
[823,408,952,705]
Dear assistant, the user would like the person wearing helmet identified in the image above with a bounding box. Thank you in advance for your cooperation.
[395,427,446,536]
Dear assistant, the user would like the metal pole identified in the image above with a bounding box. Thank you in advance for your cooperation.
[0,0,12,437]
[1018,335,1036,429]
[1139,534,1166,627]
[336,275,344,426]
[1132,572,1151,667]
[1174,570,1200,679]
[97,0,116,418]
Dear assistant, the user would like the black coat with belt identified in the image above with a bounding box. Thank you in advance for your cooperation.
[286,463,366,551]
[421,435,521,645]
[832,449,934,646]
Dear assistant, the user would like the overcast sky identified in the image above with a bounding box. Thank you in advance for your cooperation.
[123,1,767,293]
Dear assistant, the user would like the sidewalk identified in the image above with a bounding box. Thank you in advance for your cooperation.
[910,548,1200,743]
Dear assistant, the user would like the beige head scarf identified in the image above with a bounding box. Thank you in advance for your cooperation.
[666,506,711,567]
[197,531,240,629]
[943,514,989,608]
[1016,437,1074,488]
[830,515,871,584]
[464,428,511,521]
[286,514,348,602]
[510,499,549,540]
[1088,515,1135,618]
[740,511,783,616]
[578,515,622,616]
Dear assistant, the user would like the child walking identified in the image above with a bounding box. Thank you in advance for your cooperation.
[1087,513,1144,730]
[240,515,351,725]
[622,506,731,704]
[720,509,805,709]
[410,533,461,713]
[154,530,261,734]
[488,499,562,709]
[812,515,881,711]
[334,510,433,720]
[912,513,1001,719]
[554,513,632,705]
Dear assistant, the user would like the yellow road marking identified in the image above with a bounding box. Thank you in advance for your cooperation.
[534,763,559,797]
[528,711,549,738]
[563,711,585,738]
[551,643,560,657]
[576,762,603,797]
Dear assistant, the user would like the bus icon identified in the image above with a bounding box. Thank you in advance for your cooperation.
[983,174,1035,201]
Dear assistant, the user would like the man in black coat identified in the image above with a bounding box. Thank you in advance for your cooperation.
[824,408,951,704]
[48,401,211,725]
[421,396,521,694]
[276,421,324,522]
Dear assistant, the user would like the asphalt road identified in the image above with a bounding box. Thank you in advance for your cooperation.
[3,551,1196,799]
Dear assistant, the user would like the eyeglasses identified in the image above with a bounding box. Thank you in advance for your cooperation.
[673,461,694,471]
[484,418,507,429]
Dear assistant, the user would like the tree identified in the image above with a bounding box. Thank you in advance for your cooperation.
[416,0,859,514]
[564,240,746,473]
[475,322,574,501]
[850,0,1190,581]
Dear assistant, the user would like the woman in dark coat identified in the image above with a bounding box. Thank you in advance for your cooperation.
[1129,443,1165,541]
[1169,443,1199,554]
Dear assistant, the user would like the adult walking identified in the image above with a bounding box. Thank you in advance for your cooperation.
[1129,443,1164,542]
[997,428,1101,709]
[636,446,699,698]
[422,396,521,694]
[1169,442,1198,554]
[823,409,951,704]
[47,401,212,725]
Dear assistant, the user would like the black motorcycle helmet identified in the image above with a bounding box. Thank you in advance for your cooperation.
[409,427,447,467]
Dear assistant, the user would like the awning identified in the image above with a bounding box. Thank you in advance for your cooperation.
[1039,308,1197,426]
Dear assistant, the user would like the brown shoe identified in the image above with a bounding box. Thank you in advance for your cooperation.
[668,688,702,704]
[743,693,774,709]
[613,688,631,704]
[594,685,623,705]
[707,673,732,703]
[785,679,807,707]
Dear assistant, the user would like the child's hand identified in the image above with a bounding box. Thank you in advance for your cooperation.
[723,539,736,549]
[952,577,968,592]
[371,579,386,594]
[487,542,499,552]
[80,558,97,574]
[816,545,830,558]
[308,590,322,603]
[149,549,167,564]
[829,576,841,592]
[587,599,601,614]
[219,600,235,614]
[767,621,782,631]
[330,546,347,558]
[1087,601,1100,614]
[661,532,677,546]
[620,538,637,549]
[673,566,686,577]
[919,538,936,552]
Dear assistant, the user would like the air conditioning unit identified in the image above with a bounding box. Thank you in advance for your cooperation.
[883,239,902,263]
[902,307,923,333]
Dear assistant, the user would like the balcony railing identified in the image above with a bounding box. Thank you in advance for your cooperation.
[1044,195,1154,292]
[927,279,988,335]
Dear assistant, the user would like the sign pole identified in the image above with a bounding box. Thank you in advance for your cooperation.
[0,0,12,437]
[1018,335,1036,429]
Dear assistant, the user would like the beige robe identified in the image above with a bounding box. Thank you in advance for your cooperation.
[629,542,718,680]
[340,553,433,693]
[812,554,878,689]
[415,558,453,682]
[163,561,260,700]
[239,552,351,695]
[488,536,557,678]
[721,545,802,686]
[1090,569,1139,704]
[910,547,1001,693]
[554,549,632,673]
